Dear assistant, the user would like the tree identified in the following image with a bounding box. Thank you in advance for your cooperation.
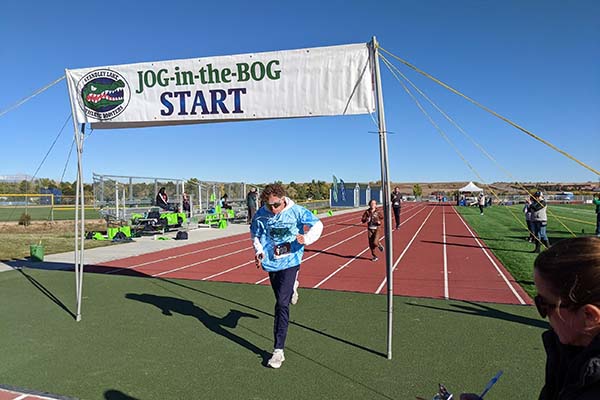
[413,183,422,198]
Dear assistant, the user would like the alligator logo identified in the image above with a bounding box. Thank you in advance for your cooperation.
[76,69,130,120]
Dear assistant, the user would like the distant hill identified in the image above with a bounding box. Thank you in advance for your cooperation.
[389,181,599,196]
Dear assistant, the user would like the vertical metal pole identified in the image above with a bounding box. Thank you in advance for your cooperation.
[65,70,86,321]
[72,123,85,322]
[372,36,393,359]
[115,182,119,221]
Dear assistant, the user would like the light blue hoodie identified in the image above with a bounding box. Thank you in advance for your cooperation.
[250,197,323,272]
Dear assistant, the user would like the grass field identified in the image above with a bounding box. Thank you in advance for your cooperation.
[1,203,594,399]
[0,220,113,261]
[0,268,545,399]
[456,203,596,297]
[0,206,101,222]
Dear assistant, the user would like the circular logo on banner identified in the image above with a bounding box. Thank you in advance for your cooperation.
[77,69,131,120]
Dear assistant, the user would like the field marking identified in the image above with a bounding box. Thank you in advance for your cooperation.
[152,247,251,277]
[253,223,367,284]
[105,237,248,274]
[452,206,526,305]
[313,246,371,288]
[254,203,429,285]
[375,206,435,294]
[314,204,432,289]
[443,205,449,299]
[106,212,363,276]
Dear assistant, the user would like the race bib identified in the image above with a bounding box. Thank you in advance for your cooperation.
[273,242,292,259]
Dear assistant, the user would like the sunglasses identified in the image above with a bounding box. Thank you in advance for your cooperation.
[534,294,574,318]
[266,201,282,209]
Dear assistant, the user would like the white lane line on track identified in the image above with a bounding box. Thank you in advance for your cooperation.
[314,246,371,288]
[156,213,365,282]
[150,206,426,282]
[152,247,250,277]
[202,260,255,280]
[451,206,526,305]
[105,238,249,274]
[253,220,367,284]
[375,206,436,294]
[254,203,429,285]
[311,204,431,289]
[443,205,449,299]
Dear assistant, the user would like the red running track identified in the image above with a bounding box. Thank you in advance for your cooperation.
[90,203,531,305]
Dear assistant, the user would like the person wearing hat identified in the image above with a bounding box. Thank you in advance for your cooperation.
[530,191,549,253]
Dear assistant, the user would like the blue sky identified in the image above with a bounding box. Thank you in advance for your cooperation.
[1,0,598,185]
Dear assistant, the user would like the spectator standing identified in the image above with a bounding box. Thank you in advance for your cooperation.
[530,191,549,253]
[156,187,171,210]
[523,196,535,242]
[182,193,191,217]
[250,183,323,369]
[594,194,600,237]
[391,186,402,230]
[361,199,384,261]
[533,237,600,399]
[246,187,258,223]
[478,193,485,215]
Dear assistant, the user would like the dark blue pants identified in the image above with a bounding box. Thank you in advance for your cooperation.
[393,206,401,228]
[269,265,299,350]
[596,213,600,236]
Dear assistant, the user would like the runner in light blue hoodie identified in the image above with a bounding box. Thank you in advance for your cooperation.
[250,183,323,368]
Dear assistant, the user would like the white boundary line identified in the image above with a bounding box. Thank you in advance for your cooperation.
[254,223,367,284]
[314,246,371,288]
[313,203,431,289]
[110,213,362,276]
[152,247,250,277]
[255,203,428,285]
[443,205,449,299]
[451,206,526,304]
[375,206,436,294]
[105,238,248,274]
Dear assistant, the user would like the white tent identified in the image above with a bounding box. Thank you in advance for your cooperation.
[458,181,484,192]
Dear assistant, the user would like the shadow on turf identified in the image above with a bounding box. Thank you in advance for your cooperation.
[126,293,271,365]
[7,261,386,359]
[445,234,527,243]
[14,268,76,319]
[105,390,139,400]
[421,240,533,253]
[157,278,387,359]
[407,300,550,329]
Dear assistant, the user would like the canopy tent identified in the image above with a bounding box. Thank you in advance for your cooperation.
[458,181,484,192]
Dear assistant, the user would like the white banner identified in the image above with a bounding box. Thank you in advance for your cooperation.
[65,43,375,129]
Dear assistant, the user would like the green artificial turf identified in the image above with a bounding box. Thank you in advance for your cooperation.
[0,268,546,399]
[455,204,594,297]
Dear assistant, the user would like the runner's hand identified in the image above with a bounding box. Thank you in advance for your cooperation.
[255,253,263,269]
[296,234,305,245]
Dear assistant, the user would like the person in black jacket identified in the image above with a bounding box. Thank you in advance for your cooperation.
[156,187,170,210]
[534,237,600,400]
[391,186,402,230]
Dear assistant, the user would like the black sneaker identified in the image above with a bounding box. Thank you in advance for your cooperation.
[378,244,384,252]
[371,256,378,262]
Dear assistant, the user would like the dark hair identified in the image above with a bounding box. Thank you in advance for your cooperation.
[159,187,166,193]
[534,237,600,305]
[260,183,286,203]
